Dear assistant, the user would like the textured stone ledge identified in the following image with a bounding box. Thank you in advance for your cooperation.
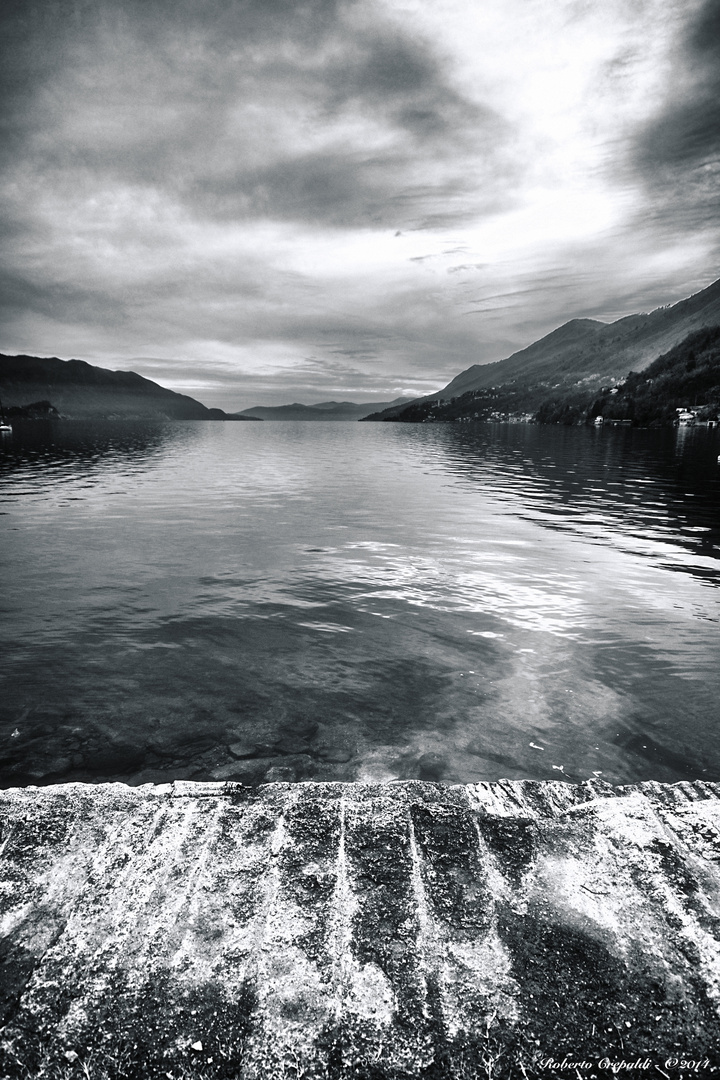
[1,779,720,1078]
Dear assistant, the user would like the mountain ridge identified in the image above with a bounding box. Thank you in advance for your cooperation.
[0,354,261,421]
[364,276,720,422]
[535,325,720,426]
[237,397,412,421]
[441,317,606,400]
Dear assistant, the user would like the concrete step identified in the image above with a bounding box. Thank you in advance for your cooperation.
[1,779,719,1077]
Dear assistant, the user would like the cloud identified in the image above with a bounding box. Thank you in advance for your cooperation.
[0,0,508,232]
[1,0,719,410]
[629,0,720,236]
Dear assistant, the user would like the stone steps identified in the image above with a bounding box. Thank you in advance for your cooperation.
[1,779,719,1077]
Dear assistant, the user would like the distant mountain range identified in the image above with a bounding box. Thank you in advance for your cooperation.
[0,354,412,423]
[236,398,412,421]
[6,276,720,428]
[0,354,261,421]
[364,276,720,423]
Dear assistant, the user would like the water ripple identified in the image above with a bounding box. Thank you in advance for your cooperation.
[0,419,718,789]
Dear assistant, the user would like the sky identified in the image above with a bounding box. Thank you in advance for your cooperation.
[1,0,719,410]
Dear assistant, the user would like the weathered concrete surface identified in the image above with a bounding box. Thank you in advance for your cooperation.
[1,779,720,1079]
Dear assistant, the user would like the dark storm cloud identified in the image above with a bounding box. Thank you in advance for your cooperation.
[326,344,380,360]
[322,27,496,142]
[633,0,720,182]
[0,0,517,395]
[3,0,717,410]
[180,23,504,228]
[0,267,128,327]
[192,153,496,228]
[0,0,507,232]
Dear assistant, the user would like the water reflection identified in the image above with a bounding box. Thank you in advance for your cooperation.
[430,423,720,585]
[0,420,718,790]
[0,418,196,489]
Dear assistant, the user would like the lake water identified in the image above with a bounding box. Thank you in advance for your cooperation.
[1,419,719,789]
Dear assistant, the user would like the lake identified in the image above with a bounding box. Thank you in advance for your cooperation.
[1,419,718,789]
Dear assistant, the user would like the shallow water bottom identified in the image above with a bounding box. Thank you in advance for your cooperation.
[1,419,719,788]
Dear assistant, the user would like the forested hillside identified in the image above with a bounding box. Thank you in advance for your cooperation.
[364,277,720,425]
[535,326,720,426]
[0,354,226,420]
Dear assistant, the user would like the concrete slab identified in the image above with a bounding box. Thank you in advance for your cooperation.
[1,779,719,1078]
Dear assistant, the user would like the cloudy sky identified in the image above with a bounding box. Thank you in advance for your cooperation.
[1,0,719,409]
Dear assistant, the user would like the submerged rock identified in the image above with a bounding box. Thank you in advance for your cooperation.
[315,744,354,763]
[0,779,719,1077]
[209,757,275,782]
[227,740,261,759]
[273,735,312,755]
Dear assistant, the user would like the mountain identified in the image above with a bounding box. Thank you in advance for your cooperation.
[440,319,605,398]
[364,277,720,422]
[0,354,260,420]
[535,325,720,426]
[237,397,413,421]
